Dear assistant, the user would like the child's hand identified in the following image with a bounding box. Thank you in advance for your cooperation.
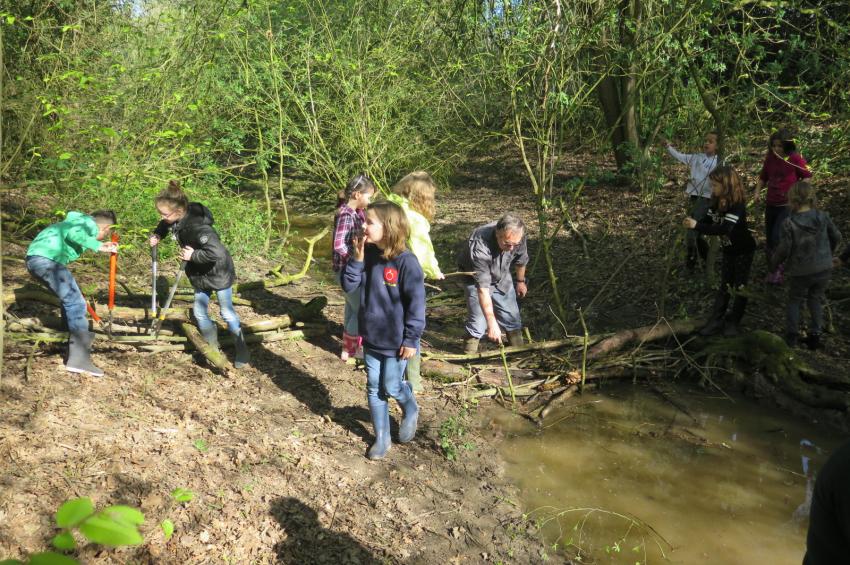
[99,242,119,253]
[682,217,697,229]
[659,137,670,148]
[398,346,417,360]
[149,235,160,247]
[352,234,366,262]
[834,256,844,268]
[180,246,195,261]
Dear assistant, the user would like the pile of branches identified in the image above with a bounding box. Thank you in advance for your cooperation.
[422,318,850,424]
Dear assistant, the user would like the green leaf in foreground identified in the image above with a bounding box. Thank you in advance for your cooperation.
[55,498,94,528]
[28,552,79,565]
[170,488,195,503]
[0,559,25,565]
[51,531,76,551]
[101,505,145,525]
[78,510,144,546]
[160,519,175,540]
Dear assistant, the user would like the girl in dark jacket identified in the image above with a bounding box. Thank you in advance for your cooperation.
[683,165,756,337]
[149,180,250,368]
[770,181,841,348]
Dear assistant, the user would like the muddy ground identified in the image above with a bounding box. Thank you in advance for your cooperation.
[2,145,849,564]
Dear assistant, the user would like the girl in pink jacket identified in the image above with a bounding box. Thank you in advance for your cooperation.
[754,129,812,284]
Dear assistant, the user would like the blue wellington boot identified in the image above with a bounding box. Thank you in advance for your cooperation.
[398,385,419,443]
[367,401,391,460]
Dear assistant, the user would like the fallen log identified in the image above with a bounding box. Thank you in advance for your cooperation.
[3,287,60,307]
[139,328,307,353]
[587,318,701,360]
[179,322,228,371]
[424,336,597,362]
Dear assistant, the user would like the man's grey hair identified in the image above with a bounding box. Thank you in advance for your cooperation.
[495,213,524,234]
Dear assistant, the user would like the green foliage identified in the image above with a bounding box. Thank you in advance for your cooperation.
[54,498,93,529]
[1,497,143,564]
[160,519,175,541]
[1,489,195,563]
[170,487,195,503]
[438,403,475,461]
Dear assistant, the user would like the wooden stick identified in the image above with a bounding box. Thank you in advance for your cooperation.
[179,322,228,371]
[424,336,597,362]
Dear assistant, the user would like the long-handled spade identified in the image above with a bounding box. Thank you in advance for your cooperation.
[107,232,119,339]
[150,244,159,313]
[150,261,186,338]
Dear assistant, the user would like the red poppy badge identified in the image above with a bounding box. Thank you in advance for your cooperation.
[383,267,399,286]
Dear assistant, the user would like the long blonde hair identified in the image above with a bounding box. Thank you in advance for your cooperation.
[368,201,409,260]
[391,171,436,222]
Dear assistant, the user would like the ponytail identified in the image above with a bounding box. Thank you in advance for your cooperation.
[340,173,376,204]
[155,179,189,212]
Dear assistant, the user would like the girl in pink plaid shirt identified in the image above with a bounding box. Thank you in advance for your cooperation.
[332,173,376,361]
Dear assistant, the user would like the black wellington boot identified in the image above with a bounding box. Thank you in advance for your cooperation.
[231,329,251,369]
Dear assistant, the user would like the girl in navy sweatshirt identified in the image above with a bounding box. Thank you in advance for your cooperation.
[683,165,756,336]
[342,201,426,460]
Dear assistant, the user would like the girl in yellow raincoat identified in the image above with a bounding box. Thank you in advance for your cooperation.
[387,171,444,391]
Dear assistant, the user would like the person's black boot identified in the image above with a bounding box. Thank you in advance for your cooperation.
[699,292,729,336]
[231,329,251,369]
[806,333,823,351]
[785,332,798,348]
[66,331,104,377]
[722,321,740,337]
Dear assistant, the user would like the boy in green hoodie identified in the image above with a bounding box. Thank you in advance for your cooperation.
[26,210,118,376]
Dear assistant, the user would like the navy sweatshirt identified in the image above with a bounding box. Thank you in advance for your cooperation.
[694,202,756,255]
[341,245,426,356]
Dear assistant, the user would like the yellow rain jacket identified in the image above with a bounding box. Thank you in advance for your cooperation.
[386,194,443,279]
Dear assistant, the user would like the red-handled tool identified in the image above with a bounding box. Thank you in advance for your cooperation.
[107,232,119,338]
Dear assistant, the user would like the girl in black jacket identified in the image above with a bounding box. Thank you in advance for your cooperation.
[149,180,250,368]
[683,165,756,336]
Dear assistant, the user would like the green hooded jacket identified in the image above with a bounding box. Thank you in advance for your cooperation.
[26,211,102,265]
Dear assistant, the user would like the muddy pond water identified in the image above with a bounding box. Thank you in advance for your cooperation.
[482,382,842,564]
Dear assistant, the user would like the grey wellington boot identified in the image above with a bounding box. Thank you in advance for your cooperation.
[231,329,251,369]
[463,334,480,354]
[65,331,104,377]
[367,400,392,460]
[398,385,419,444]
[506,329,524,347]
[199,323,220,353]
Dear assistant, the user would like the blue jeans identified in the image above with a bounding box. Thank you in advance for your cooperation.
[464,283,522,339]
[335,271,360,335]
[193,286,241,333]
[26,255,88,333]
[364,348,414,407]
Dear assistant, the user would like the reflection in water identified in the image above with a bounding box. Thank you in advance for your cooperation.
[486,383,841,564]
